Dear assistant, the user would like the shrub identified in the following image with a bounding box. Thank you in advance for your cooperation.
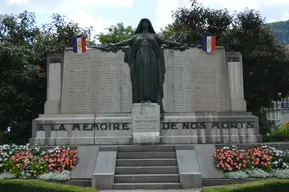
[246,146,272,171]
[0,179,98,192]
[262,145,289,169]
[267,122,289,142]
[3,151,49,178]
[42,147,78,172]
[201,179,289,192]
[0,144,41,172]
[0,144,78,179]
[214,145,273,172]
[213,145,248,172]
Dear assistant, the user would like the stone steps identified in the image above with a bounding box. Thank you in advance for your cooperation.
[113,182,182,189]
[115,166,178,174]
[114,145,181,189]
[115,174,180,183]
[116,158,178,166]
[118,145,175,152]
[117,151,176,159]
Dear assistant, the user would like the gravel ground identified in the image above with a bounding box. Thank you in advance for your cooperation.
[100,189,201,192]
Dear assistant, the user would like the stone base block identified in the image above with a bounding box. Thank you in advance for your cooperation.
[180,173,202,189]
[92,150,117,189]
[133,132,160,144]
[132,103,160,144]
[30,112,261,145]
[176,150,202,188]
[31,137,131,146]
[161,112,261,144]
[161,135,259,144]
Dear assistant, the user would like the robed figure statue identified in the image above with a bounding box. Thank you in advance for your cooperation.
[109,18,187,116]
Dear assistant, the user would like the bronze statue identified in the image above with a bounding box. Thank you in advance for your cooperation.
[107,18,188,116]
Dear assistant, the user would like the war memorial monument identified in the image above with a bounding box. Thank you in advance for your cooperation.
[30,19,262,189]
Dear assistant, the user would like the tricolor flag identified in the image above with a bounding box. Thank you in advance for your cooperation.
[202,36,216,53]
[72,37,87,54]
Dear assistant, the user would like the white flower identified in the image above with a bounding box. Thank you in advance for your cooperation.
[225,171,248,179]
[0,173,16,180]
[38,171,71,181]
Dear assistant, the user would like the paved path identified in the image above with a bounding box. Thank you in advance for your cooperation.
[100,189,201,192]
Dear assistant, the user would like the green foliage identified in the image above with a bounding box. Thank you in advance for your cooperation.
[171,0,232,44]
[0,179,98,192]
[267,122,289,142]
[201,179,289,192]
[167,0,289,134]
[159,24,174,39]
[3,153,48,178]
[0,11,92,144]
[31,160,49,177]
[267,20,289,44]
[96,22,135,44]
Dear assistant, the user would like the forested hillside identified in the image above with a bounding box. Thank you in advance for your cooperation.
[267,20,289,44]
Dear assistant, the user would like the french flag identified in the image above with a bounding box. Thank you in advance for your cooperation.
[202,36,216,53]
[72,37,87,54]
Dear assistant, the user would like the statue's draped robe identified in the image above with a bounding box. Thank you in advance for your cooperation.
[124,34,165,112]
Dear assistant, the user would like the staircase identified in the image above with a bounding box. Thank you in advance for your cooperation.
[114,145,181,189]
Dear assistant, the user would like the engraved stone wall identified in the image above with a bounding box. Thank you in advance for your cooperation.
[60,48,230,114]
[163,48,230,112]
[61,49,132,113]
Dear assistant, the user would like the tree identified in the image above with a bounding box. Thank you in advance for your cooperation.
[267,20,289,44]
[96,22,135,44]
[167,0,289,134]
[159,24,174,39]
[0,11,92,144]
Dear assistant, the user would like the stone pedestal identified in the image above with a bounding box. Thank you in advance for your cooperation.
[132,103,160,144]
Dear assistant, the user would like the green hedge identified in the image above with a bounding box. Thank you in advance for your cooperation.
[0,180,98,192]
[201,179,289,192]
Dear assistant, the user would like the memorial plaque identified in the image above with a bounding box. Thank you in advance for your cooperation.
[132,103,160,144]
[163,49,229,112]
[63,49,132,113]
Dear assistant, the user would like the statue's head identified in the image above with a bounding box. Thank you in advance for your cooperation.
[142,19,149,29]
[135,18,156,34]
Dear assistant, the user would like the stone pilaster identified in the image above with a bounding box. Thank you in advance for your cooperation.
[44,54,64,114]
[226,52,247,111]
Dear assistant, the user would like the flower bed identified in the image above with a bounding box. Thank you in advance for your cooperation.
[213,144,289,179]
[0,144,78,181]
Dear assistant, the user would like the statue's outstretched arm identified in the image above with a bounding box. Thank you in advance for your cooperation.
[113,36,135,46]
[156,35,182,46]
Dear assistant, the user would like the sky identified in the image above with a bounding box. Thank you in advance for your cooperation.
[1,0,289,36]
